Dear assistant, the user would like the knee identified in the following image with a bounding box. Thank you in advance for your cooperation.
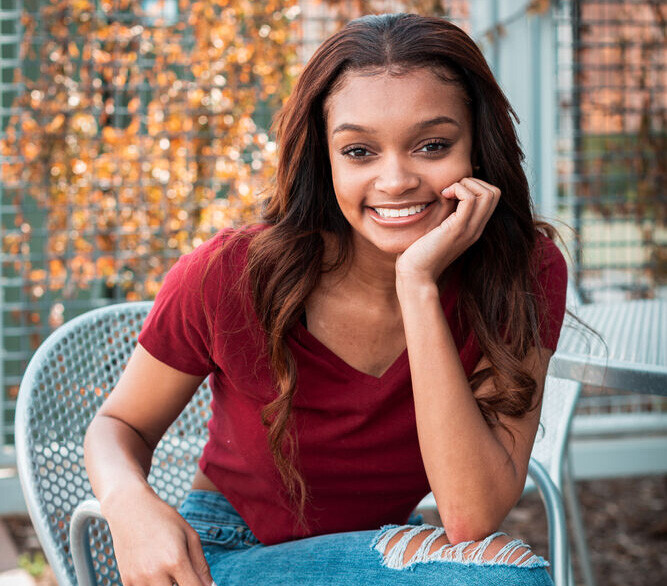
[370,524,549,571]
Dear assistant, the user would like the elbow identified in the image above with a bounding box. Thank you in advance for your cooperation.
[435,483,522,544]
[444,518,501,545]
[439,501,512,545]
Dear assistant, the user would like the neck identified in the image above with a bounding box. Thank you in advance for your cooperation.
[323,231,400,304]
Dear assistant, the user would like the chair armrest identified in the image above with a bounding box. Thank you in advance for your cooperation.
[69,498,107,586]
[528,458,569,586]
[401,459,569,586]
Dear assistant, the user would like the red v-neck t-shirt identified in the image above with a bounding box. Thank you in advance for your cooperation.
[137,225,568,545]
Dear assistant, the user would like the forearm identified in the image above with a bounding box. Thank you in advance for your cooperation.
[84,414,156,515]
[84,413,214,586]
[397,279,519,542]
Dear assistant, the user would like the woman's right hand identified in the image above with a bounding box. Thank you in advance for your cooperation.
[102,484,214,586]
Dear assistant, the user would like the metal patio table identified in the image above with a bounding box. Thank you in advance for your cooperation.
[549,299,666,396]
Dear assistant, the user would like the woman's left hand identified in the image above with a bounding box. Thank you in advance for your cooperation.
[395,177,501,285]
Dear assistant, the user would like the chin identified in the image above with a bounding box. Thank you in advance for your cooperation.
[369,235,421,256]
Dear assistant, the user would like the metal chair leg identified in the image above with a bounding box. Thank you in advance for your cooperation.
[528,459,569,586]
[563,450,597,586]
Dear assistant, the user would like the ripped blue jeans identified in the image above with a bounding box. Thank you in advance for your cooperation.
[178,490,553,586]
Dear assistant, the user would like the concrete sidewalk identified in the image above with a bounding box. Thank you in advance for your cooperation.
[0,519,55,586]
[0,520,18,574]
[0,569,38,586]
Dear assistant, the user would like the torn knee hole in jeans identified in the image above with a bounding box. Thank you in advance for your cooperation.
[370,524,549,571]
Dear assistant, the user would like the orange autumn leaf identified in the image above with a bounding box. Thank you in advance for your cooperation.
[28,269,47,282]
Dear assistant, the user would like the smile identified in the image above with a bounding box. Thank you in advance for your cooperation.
[367,201,435,226]
[372,203,429,218]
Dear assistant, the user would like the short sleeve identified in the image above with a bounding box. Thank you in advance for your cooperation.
[138,239,224,376]
[533,236,568,351]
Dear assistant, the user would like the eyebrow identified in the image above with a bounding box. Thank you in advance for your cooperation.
[331,115,460,136]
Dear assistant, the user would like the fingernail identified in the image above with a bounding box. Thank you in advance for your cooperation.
[211,581,218,586]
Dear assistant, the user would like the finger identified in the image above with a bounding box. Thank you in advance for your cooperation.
[460,177,500,223]
[115,556,175,586]
[440,182,477,232]
[460,177,499,208]
[171,561,210,586]
[169,544,209,586]
[186,528,215,586]
[442,181,494,244]
[461,176,502,198]
[128,572,174,586]
[442,178,497,203]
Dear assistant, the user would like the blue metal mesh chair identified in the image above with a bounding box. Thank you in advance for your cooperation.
[17,302,577,586]
[16,302,210,585]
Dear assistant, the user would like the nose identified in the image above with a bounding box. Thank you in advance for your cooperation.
[373,154,420,197]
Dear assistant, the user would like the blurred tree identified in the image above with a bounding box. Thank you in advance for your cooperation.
[1,0,302,313]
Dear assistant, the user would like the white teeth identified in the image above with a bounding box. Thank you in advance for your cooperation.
[373,204,428,219]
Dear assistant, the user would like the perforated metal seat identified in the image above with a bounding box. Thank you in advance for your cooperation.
[17,302,577,586]
[16,302,212,585]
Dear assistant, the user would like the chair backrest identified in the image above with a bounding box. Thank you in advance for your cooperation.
[531,277,583,488]
[16,302,212,586]
[530,374,582,490]
[566,280,583,309]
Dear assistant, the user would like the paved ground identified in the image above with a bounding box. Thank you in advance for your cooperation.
[1,475,665,585]
[501,475,667,586]
[0,521,18,574]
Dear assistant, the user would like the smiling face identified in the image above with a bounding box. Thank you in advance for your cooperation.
[324,67,474,257]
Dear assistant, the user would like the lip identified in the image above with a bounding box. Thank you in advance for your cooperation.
[368,201,435,209]
[367,201,435,226]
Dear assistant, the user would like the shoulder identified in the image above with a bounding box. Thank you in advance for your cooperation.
[139,224,270,369]
[533,232,568,278]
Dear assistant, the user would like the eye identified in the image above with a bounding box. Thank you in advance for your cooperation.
[341,145,372,159]
[418,140,453,155]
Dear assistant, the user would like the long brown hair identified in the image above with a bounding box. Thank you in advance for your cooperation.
[205,13,558,533]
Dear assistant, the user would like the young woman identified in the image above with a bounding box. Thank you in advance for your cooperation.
[84,13,567,586]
